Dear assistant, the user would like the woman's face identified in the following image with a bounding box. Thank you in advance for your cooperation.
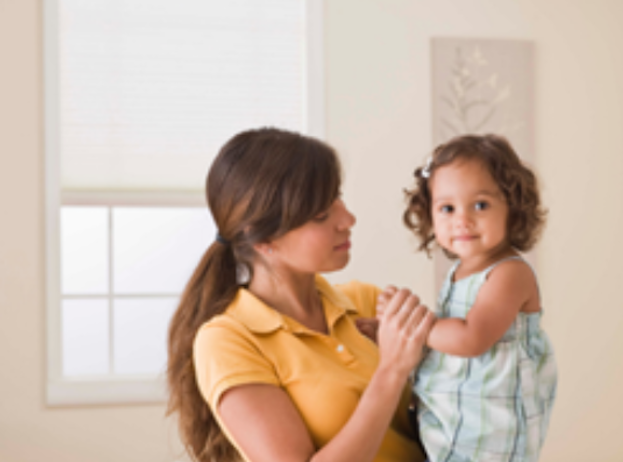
[269,198,356,275]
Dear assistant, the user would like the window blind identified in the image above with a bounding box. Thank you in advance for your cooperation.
[59,0,306,192]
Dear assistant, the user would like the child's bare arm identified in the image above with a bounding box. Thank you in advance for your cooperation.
[428,261,538,357]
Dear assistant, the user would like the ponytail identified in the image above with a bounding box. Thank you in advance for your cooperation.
[167,241,241,462]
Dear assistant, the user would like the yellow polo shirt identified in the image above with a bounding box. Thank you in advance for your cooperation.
[193,275,424,462]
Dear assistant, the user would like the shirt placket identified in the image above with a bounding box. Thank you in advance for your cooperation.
[286,316,357,364]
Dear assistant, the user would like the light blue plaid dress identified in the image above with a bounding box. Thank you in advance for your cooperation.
[413,257,557,462]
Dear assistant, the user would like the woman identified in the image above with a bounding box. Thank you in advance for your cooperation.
[167,128,435,462]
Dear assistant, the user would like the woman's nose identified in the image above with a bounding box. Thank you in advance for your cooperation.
[336,200,356,230]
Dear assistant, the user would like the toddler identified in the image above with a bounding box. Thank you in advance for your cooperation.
[396,134,557,462]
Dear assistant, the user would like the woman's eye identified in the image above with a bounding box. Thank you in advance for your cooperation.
[475,201,489,211]
[313,212,329,222]
[440,205,454,214]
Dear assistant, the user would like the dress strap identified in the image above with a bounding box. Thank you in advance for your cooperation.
[482,255,524,277]
[448,260,461,279]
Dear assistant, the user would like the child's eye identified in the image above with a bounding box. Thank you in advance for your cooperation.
[474,201,489,211]
[440,205,454,214]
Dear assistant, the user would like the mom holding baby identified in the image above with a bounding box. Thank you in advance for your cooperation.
[166,128,434,462]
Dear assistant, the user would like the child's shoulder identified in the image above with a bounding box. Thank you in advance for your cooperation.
[483,256,541,312]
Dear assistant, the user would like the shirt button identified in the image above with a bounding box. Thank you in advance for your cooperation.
[336,344,344,352]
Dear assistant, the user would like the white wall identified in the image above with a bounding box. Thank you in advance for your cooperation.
[1,0,622,461]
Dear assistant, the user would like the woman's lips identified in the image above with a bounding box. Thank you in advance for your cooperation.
[335,240,351,251]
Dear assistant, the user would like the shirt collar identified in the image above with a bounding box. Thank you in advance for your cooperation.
[226,275,358,335]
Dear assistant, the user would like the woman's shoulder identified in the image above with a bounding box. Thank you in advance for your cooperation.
[193,312,280,409]
[193,307,278,375]
[193,289,269,351]
[194,313,252,353]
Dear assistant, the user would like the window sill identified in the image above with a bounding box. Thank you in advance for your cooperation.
[47,376,167,407]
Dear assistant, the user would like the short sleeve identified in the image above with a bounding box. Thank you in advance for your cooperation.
[193,319,280,410]
[335,280,382,318]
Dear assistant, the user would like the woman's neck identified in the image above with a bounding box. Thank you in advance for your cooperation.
[248,265,328,334]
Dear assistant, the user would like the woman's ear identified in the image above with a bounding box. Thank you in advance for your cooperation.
[253,242,274,257]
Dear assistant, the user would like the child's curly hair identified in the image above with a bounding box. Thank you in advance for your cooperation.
[403,134,547,258]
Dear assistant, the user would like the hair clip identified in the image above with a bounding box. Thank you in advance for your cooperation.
[420,157,432,179]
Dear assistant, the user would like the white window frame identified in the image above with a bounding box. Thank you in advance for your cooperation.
[43,0,325,406]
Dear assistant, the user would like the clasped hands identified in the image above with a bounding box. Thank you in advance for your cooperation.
[356,286,436,374]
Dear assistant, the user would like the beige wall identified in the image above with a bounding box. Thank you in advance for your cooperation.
[327,2,623,461]
[1,0,622,461]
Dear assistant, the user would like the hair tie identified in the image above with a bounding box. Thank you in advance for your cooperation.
[215,233,230,246]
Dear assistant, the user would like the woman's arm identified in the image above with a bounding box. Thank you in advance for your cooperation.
[427,260,537,357]
[218,289,435,462]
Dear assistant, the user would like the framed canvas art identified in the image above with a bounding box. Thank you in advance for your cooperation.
[431,38,535,291]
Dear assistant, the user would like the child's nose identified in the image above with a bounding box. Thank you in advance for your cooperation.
[453,209,473,229]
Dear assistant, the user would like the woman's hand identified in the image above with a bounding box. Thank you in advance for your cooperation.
[356,285,433,346]
[377,288,436,377]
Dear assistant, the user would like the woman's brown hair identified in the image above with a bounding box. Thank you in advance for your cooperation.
[167,128,342,462]
[403,134,547,258]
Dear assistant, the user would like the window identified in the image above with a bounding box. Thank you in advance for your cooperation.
[44,0,324,405]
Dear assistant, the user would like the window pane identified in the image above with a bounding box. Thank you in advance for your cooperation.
[113,207,213,294]
[62,298,109,376]
[113,298,177,375]
[61,206,109,294]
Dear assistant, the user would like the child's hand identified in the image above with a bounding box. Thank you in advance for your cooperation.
[363,285,432,347]
[377,288,436,377]
[355,317,380,343]
[376,285,398,319]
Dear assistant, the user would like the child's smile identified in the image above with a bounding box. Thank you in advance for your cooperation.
[430,158,510,266]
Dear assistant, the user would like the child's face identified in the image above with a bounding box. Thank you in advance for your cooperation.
[430,158,509,262]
